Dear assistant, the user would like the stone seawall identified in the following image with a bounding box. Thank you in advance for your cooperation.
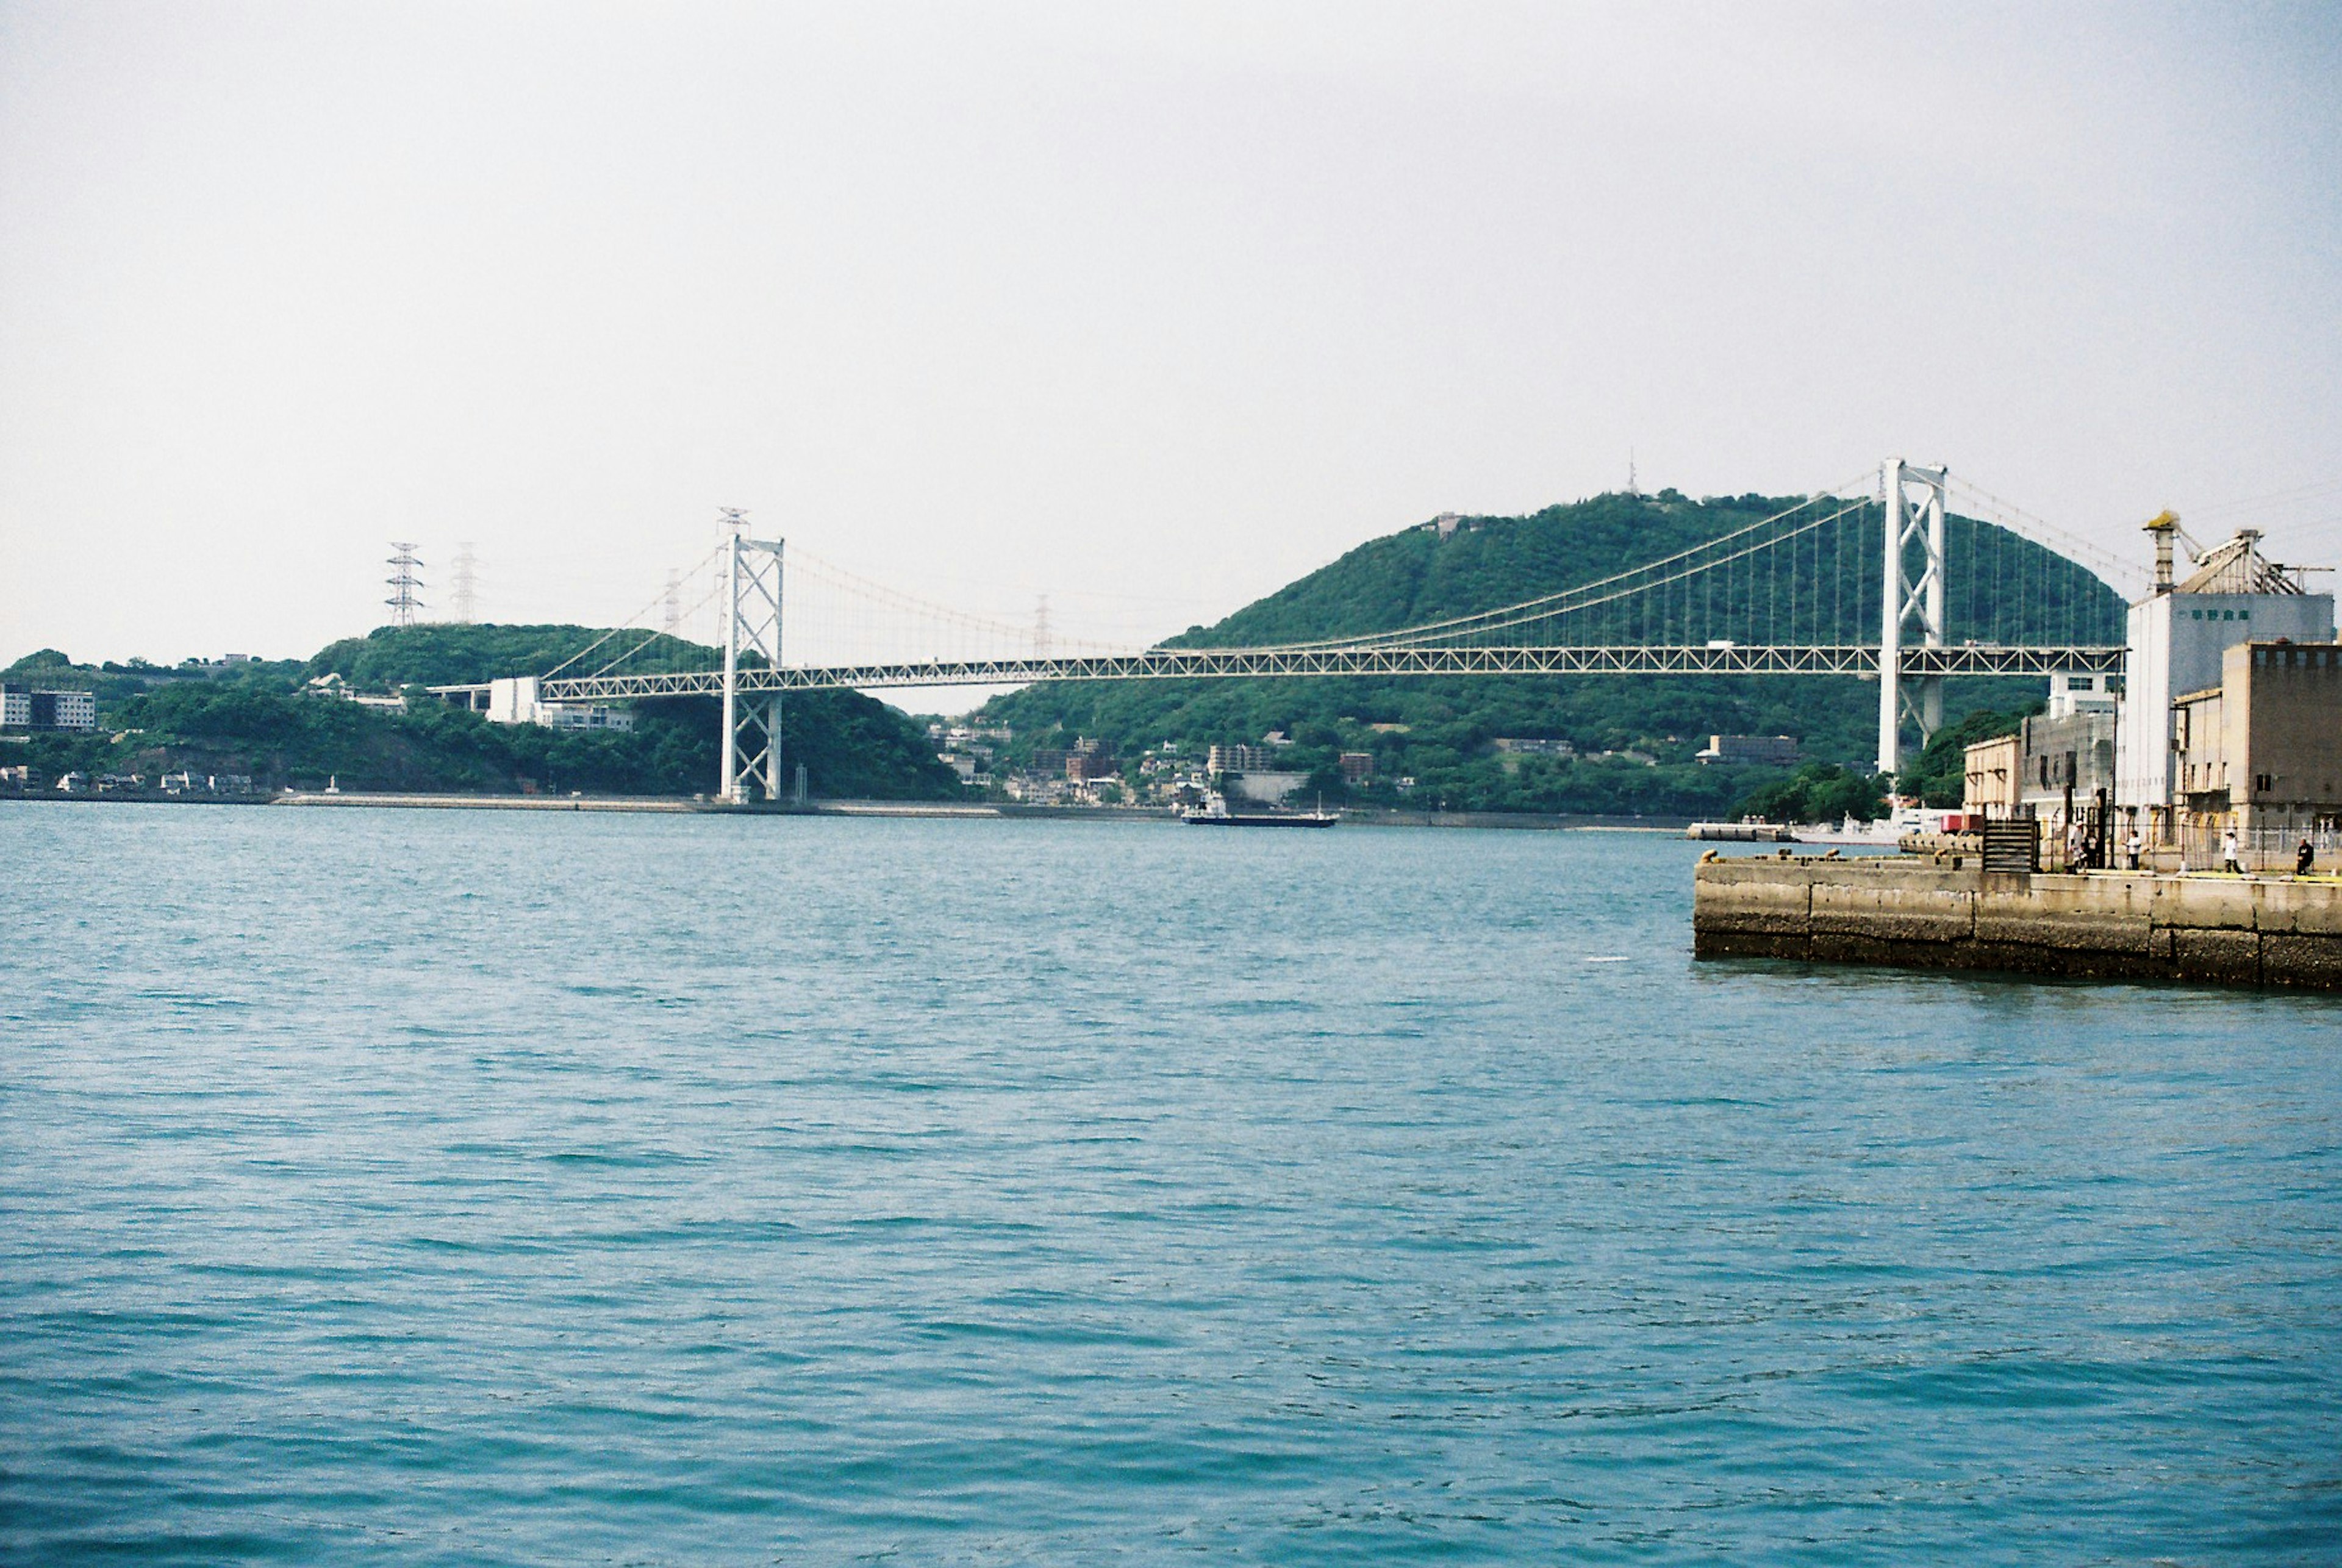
[1694,856,2342,990]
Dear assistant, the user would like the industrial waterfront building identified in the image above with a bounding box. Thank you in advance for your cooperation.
[1963,732,2021,817]
[2173,640,2342,836]
[2112,523,2334,830]
[2014,674,2118,813]
[1964,520,2340,867]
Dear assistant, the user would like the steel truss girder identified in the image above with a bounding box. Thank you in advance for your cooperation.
[540,641,2124,701]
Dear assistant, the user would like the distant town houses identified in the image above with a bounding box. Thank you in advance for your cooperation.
[37,769,257,795]
[159,771,256,795]
[926,723,1012,748]
[925,722,1007,784]
[953,728,1223,808]
[960,719,1713,812]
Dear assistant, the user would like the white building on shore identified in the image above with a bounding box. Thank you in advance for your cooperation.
[472,676,634,732]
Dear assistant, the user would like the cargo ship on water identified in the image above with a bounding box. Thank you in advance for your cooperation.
[1180,792,1338,828]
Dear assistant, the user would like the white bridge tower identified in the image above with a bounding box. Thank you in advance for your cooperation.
[1877,458,1948,778]
[718,512,786,804]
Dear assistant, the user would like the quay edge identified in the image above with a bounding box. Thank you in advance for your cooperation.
[1694,854,2342,990]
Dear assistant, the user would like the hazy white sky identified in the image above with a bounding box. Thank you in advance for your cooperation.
[3,1,2338,667]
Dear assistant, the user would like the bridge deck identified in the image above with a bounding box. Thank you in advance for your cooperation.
[479,643,2126,701]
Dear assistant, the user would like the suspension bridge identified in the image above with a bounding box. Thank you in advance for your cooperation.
[436,460,2133,804]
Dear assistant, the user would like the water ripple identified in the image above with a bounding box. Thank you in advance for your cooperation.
[3,805,2339,1564]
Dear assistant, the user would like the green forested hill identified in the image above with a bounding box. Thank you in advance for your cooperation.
[979,490,2119,815]
[304,624,716,689]
[4,628,959,800]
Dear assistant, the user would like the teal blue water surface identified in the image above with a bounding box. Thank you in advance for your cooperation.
[4,803,2339,1564]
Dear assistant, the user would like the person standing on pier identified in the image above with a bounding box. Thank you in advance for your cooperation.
[2299,836,2316,877]
[2222,828,2243,875]
[2127,829,2143,872]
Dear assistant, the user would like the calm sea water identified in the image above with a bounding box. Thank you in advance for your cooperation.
[4,803,2339,1564]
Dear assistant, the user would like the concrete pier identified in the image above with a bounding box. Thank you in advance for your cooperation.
[1694,854,2342,990]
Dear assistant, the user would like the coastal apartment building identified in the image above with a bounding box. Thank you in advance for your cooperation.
[1208,743,1274,775]
[0,684,96,732]
[1694,734,1799,767]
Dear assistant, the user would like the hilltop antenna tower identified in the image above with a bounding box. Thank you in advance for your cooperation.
[386,542,426,627]
[663,568,682,634]
[449,543,478,623]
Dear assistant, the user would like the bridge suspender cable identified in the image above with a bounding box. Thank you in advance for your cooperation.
[540,541,726,681]
[1257,476,1877,653]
